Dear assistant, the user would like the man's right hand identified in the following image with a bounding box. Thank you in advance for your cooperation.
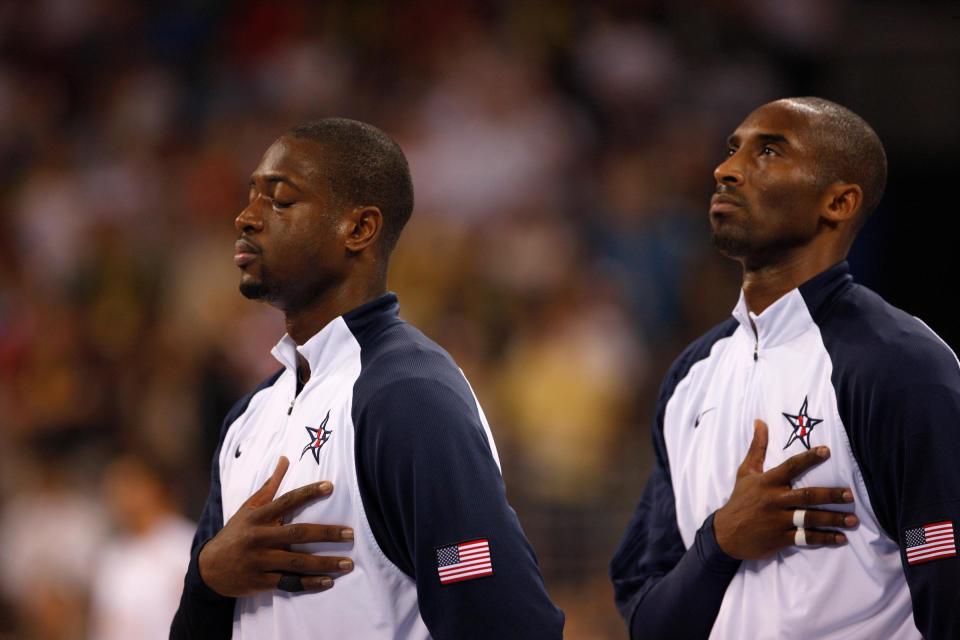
[199,456,354,597]
[713,420,859,560]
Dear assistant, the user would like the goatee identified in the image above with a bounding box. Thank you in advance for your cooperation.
[240,281,268,300]
[711,229,751,258]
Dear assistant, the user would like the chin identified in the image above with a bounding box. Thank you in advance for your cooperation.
[239,280,267,300]
[710,229,752,259]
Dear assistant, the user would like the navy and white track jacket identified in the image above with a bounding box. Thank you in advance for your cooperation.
[171,293,563,639]
[611,262,960,639]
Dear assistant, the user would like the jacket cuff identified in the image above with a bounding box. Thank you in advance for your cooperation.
[696,512,742,574]
[185,538,235,603]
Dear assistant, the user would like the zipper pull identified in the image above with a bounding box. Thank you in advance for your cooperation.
[288,398,295,415]
[754,341,758,362]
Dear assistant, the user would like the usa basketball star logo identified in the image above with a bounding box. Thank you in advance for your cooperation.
[782,396,822,450]
[301,410,333,464]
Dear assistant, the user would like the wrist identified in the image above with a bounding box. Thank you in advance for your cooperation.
[699,512,742,571]
[708,509,741,563]
[195,538,228,598]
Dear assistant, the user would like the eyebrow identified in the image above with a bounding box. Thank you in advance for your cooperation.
[757,132,789,145]
[726,132,790,146]
[248,173,304,190]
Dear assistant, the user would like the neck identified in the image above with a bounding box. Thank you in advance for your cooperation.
[283,278,387,346]
[740,246,844,315]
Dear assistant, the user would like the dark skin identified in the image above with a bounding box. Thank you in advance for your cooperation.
[716,421,856,559]
[708,100,865,559]
[710,100,863,314]
[201,135,388,596]
[200,457,352,596]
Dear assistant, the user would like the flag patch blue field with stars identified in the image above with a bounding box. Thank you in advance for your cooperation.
[904,521,956,565]
[436,539,493,585]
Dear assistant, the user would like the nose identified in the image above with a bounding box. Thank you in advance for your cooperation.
[714,153,745,188]
[235,200,264,234]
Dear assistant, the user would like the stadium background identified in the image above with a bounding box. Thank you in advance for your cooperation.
[0,1,956,638]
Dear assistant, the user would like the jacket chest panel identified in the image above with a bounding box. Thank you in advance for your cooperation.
[666,328,856,546]
[220,368,361,538]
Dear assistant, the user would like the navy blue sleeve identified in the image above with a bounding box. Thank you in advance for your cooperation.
[813,284,960,640]
[823,301,960,640]
[611,476,740,640]
[876,381,960,640]
[353,376,564,640]
[611,320,741,640]
[169,419,235,639]
[170,370,283,640]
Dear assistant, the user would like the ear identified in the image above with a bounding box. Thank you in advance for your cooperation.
[343,205,383,253]
[821,182,863,225]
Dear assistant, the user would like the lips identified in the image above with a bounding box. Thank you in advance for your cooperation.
[234,238,260,268]
[710,193,745,215]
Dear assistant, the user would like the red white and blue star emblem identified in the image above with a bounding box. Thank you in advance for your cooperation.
[782,396,822,450]
[300,410,332,464]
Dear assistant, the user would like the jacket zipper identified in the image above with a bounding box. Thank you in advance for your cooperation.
[741,321,761,441]
[256,385,297,492]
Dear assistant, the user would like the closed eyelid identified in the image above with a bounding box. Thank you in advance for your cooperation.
[249,173,304,192]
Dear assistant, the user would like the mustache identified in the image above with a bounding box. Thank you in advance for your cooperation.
[235,237,261,254]
[713,185,746,207]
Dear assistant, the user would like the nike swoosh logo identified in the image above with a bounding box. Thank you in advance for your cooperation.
[694,407,717,428]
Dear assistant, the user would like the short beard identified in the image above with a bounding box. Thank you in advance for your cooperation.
[239,280,269,300]
[238,272,294,310]
[711,227,753,259]
[239,266,279,303]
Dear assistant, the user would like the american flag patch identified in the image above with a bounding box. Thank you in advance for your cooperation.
[436,539,493,585]
[904,521,956,565]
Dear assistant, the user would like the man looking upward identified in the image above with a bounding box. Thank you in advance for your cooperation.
[611,98,960,639]
[171,118,563,639]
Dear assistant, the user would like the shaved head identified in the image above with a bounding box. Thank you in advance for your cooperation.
[779,97,887,223]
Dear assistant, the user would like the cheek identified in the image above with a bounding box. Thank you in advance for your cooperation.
[754,171,820,225]
[286,224,339,272]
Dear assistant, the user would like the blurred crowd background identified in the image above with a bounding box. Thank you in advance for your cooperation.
[0,1,956,638]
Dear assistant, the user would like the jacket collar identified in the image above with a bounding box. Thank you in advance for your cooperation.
[797,261,854,324]
[731,262,852,349]
[271,292,399,379]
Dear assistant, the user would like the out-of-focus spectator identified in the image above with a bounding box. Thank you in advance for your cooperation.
[0,439,107,640]
[406,38,582,222]
[497,273,642,504]
[88,453,194,640]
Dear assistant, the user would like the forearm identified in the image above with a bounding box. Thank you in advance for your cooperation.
[171,424,233,638]
[170,540,235,640]
[626,514,740,640]
[171,370,284,638]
